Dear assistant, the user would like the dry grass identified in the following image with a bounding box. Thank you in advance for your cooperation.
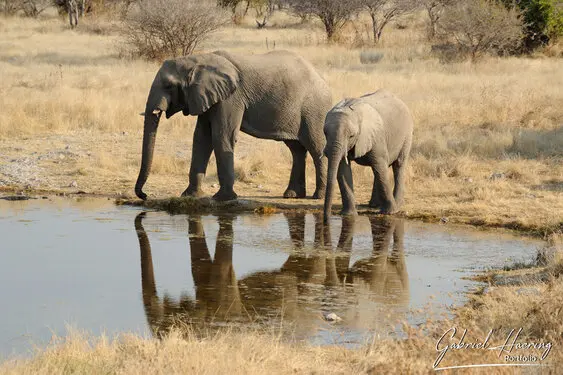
[0,11,562,236]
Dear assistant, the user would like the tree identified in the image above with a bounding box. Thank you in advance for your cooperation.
[421,0,454,39]
[122,0,229,60]
[286,0,363,41]
[501,0,563,49]
[249,0,276,28]
[438,0,524,61]
[217,0,244,15]
[361,0,418,44]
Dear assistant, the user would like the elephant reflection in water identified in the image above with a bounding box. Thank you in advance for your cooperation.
[134,212,409,337]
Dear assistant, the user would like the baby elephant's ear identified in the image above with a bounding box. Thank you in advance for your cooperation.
[352,104,382,159]
[183,56,240,116]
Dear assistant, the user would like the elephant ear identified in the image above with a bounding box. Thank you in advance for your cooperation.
[351,103,382,160]
[183,57,240,116]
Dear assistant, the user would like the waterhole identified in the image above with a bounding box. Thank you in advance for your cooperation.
[0,197,541,358]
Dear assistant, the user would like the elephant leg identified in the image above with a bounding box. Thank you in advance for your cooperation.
[283,140,307,199]
[188,216,212,288]
[337,159,356,216]
[183,117,213,198]
[210,106,243,201]
[335,216,354,283]
[370,158,397,214]
[392,142,411,208]
[311,153,327,200]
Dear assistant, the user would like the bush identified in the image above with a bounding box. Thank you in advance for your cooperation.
[502,0,563,49]
[438,0,524,61]
[285,0,363,41]
[121,0,228,61]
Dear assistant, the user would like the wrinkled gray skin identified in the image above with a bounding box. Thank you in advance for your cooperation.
[135,50,332,201]
[323,90,414,223]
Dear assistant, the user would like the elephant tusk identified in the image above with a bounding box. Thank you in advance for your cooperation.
[345,155,349,165]
[139,110,163,117]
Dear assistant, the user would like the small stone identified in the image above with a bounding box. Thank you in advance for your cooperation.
[324,313,342,322]
[59,154,65,160]
[257,185,263,189]
[465,177,473,183]
[122,131,128,136]
[515,287,541,296]
[69,181,78,188]
[489,172,506,181]
[440,217,449,224]
[211,183,218,188]
[65,145,70,150]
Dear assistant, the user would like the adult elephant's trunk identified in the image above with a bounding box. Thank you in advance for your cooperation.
[135,113,160,200]
[323,146,344,223]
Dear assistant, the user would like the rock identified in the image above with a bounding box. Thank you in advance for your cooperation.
[359,50,384,64]
[489,172,506,181]
[0,195,32,201]
[440,217,449,224]
[464,177,473,183]
[515,287,541,296]
[65,145,70,150]
[324,313,342,322]
[59,154,65,160]
[69,181,78,188]
[257,185,263,189]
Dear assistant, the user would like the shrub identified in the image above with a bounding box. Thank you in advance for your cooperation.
[121,0,228,61]
[285,0,363,41]
[501,0,563,49]
[438,0,524,61]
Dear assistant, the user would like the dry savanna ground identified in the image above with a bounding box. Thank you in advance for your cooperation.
[0,9,562,374]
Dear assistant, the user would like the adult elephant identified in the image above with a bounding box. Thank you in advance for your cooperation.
[135,50,332,202]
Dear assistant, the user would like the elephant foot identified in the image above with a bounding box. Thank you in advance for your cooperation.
[379,202,398,215]
[181,187,206,198]
[368,200,380,209]
[340,207,358,217]
[283,188,306,199]
[213,189,238,202]
[312,189,325,200]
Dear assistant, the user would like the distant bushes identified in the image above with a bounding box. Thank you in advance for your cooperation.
[121,0,228,60]
[436,0,524,61]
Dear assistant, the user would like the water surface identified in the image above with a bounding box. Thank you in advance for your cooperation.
[0,197,541,358]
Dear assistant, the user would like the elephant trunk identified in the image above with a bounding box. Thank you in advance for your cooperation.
[135,113,160,200]
[323,146,344,223]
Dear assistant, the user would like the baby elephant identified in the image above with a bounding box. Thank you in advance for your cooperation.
[323,90,414,222]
